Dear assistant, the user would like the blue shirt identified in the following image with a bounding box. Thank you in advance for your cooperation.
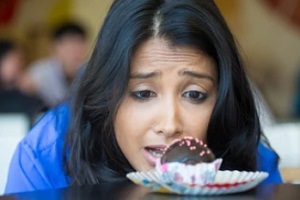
[4,104,282,194]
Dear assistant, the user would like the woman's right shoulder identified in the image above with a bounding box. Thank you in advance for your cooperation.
[5,103,72,193]
[21,103,71,153]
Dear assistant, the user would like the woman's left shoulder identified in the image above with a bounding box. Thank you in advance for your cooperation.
[257,142,283,184]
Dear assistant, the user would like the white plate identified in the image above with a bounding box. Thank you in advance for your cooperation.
[126,170,268,195]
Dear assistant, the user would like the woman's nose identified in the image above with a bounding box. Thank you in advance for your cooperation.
[153,100,183,138]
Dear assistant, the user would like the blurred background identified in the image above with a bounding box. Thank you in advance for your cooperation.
[0,0,300,194]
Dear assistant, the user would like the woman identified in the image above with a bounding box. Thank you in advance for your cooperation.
[5,0,282,194]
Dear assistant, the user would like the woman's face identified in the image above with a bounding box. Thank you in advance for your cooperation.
[0,50,23,85]
[114,38,218,171]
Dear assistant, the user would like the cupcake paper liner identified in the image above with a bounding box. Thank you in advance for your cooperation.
[126,170,269,195]
[156,159,223,186]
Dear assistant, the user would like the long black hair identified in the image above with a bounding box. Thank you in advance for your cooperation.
[64,0,262,185]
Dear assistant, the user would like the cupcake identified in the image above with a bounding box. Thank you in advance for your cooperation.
[156,137,222,186]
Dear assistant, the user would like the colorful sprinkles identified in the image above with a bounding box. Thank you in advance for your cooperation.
[161,136,215,165]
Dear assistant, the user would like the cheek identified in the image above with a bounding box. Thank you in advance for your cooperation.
[115,99,151,135]
[185,117,209,140]
[115,103,138,138]
[114,109,131,164]
[114,100,151,170]
[184,105,215,140]
[114,100,145,151]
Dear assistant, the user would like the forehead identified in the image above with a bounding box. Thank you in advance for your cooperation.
[55,34,86,45]
[134,38,206,57]
[131,38,217,76]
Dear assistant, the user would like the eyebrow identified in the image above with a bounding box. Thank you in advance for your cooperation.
[179,70,215,84]
[130,72,159,79]
[129,70,215,84]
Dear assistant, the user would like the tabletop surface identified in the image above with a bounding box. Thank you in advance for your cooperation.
[1,182,300,200]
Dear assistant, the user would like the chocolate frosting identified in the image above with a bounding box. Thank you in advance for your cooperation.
[161,137,215,165]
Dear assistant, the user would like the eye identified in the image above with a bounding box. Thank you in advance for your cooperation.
[183,90,207,103]
[130,90,156,101]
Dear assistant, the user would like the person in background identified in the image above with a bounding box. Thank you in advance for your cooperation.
[294,66,300,118]
[0,39,44,123]
[24,21,88,107]
[5,0,282,194]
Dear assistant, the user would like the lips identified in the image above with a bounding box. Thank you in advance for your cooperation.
[144,145,167,167]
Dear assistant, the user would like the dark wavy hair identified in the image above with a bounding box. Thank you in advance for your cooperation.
[64,0,262,185]
[52,21,87,41]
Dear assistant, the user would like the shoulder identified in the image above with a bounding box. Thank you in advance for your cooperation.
[257,142,283,183]
[22,103,70,152]
[258,142,277,162]
[5,103,71,193]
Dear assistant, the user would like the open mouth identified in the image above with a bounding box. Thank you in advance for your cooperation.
[145,146,166,159]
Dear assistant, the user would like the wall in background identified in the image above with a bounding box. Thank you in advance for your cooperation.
[0,0,112,64]
[216,0,300,119]
[1,0,300,119]
[72,0,112,54]
[239,0,300,119]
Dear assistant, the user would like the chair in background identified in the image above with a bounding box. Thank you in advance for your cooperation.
[0,114,30,194]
